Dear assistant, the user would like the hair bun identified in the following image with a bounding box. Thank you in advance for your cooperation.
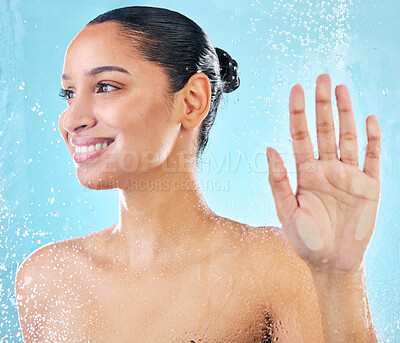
[215,47,240,93]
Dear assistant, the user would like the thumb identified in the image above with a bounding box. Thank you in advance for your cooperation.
[267,147,297,226]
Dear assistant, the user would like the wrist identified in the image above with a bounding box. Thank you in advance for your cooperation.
[310,265,366,297]
[309,261,366,281]
[309,264,377,342]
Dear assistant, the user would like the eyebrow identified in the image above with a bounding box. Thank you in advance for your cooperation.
[62,66,131,81]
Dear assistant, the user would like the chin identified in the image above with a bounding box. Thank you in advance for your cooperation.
[75,169,120,190]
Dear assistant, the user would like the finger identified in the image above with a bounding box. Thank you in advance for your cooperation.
[289,84,314,172]
[363,115,381,180]
[336,85,358,166]
[267,147,298,226]
[315,74,337,160]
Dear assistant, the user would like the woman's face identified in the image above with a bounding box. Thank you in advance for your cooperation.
[58,22,182,189]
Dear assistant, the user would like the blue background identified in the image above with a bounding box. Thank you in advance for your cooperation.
[1,0,399,341]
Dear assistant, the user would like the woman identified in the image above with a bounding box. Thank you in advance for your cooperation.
[15,6,380,342]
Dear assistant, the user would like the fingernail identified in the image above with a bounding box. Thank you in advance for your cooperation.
[266,147,271,160]
[367,115,380,136]
[317,77,331,99]
[292,90,304,111]
[319,82,328,97]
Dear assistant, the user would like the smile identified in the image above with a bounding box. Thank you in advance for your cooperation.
[71,137,115,164]
[75,142,109,153]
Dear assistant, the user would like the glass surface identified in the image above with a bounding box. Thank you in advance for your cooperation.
[1,0,399,341]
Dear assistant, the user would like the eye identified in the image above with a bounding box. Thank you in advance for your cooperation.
[59,88,76,101]
[96,82,120,93]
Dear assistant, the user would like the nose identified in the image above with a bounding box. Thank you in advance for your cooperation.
[61,97,97,135]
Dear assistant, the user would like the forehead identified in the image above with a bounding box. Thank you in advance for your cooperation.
[63,22,136,71]
[61,21,171,92]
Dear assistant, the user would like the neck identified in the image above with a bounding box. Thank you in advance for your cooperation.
[110,167,216,269]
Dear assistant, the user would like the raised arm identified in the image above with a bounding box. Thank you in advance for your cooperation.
[266,74,380,342]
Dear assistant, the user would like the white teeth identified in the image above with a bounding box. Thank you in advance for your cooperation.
[75,141,111,153]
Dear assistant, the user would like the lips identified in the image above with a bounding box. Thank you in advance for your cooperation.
[71,136,115,164]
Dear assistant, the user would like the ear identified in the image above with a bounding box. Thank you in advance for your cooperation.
[180,72,211,130]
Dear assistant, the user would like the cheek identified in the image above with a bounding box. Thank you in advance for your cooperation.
[141,103,177,151]
[112,98,172,147]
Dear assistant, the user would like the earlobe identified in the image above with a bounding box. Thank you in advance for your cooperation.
[181,73,211,130]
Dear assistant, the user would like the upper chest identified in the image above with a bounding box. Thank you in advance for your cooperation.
[66,250,274,342]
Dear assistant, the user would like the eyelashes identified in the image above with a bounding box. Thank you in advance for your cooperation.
[59,88,74,101]
[96,83,119,93]
[59,82,120,101]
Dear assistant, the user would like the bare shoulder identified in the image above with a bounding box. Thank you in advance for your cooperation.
[15,234,92,285]
[208,218,288,264]
[243,225,324,341]
[15,239,72,295]
[241,224,311,279]
[243,225,296,266]
[204,216,286,271]
[15,236,100,342]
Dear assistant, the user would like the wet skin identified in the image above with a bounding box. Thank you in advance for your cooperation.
[16,221,323,342]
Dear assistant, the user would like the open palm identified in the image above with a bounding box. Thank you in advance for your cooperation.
[267,74,381,274]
